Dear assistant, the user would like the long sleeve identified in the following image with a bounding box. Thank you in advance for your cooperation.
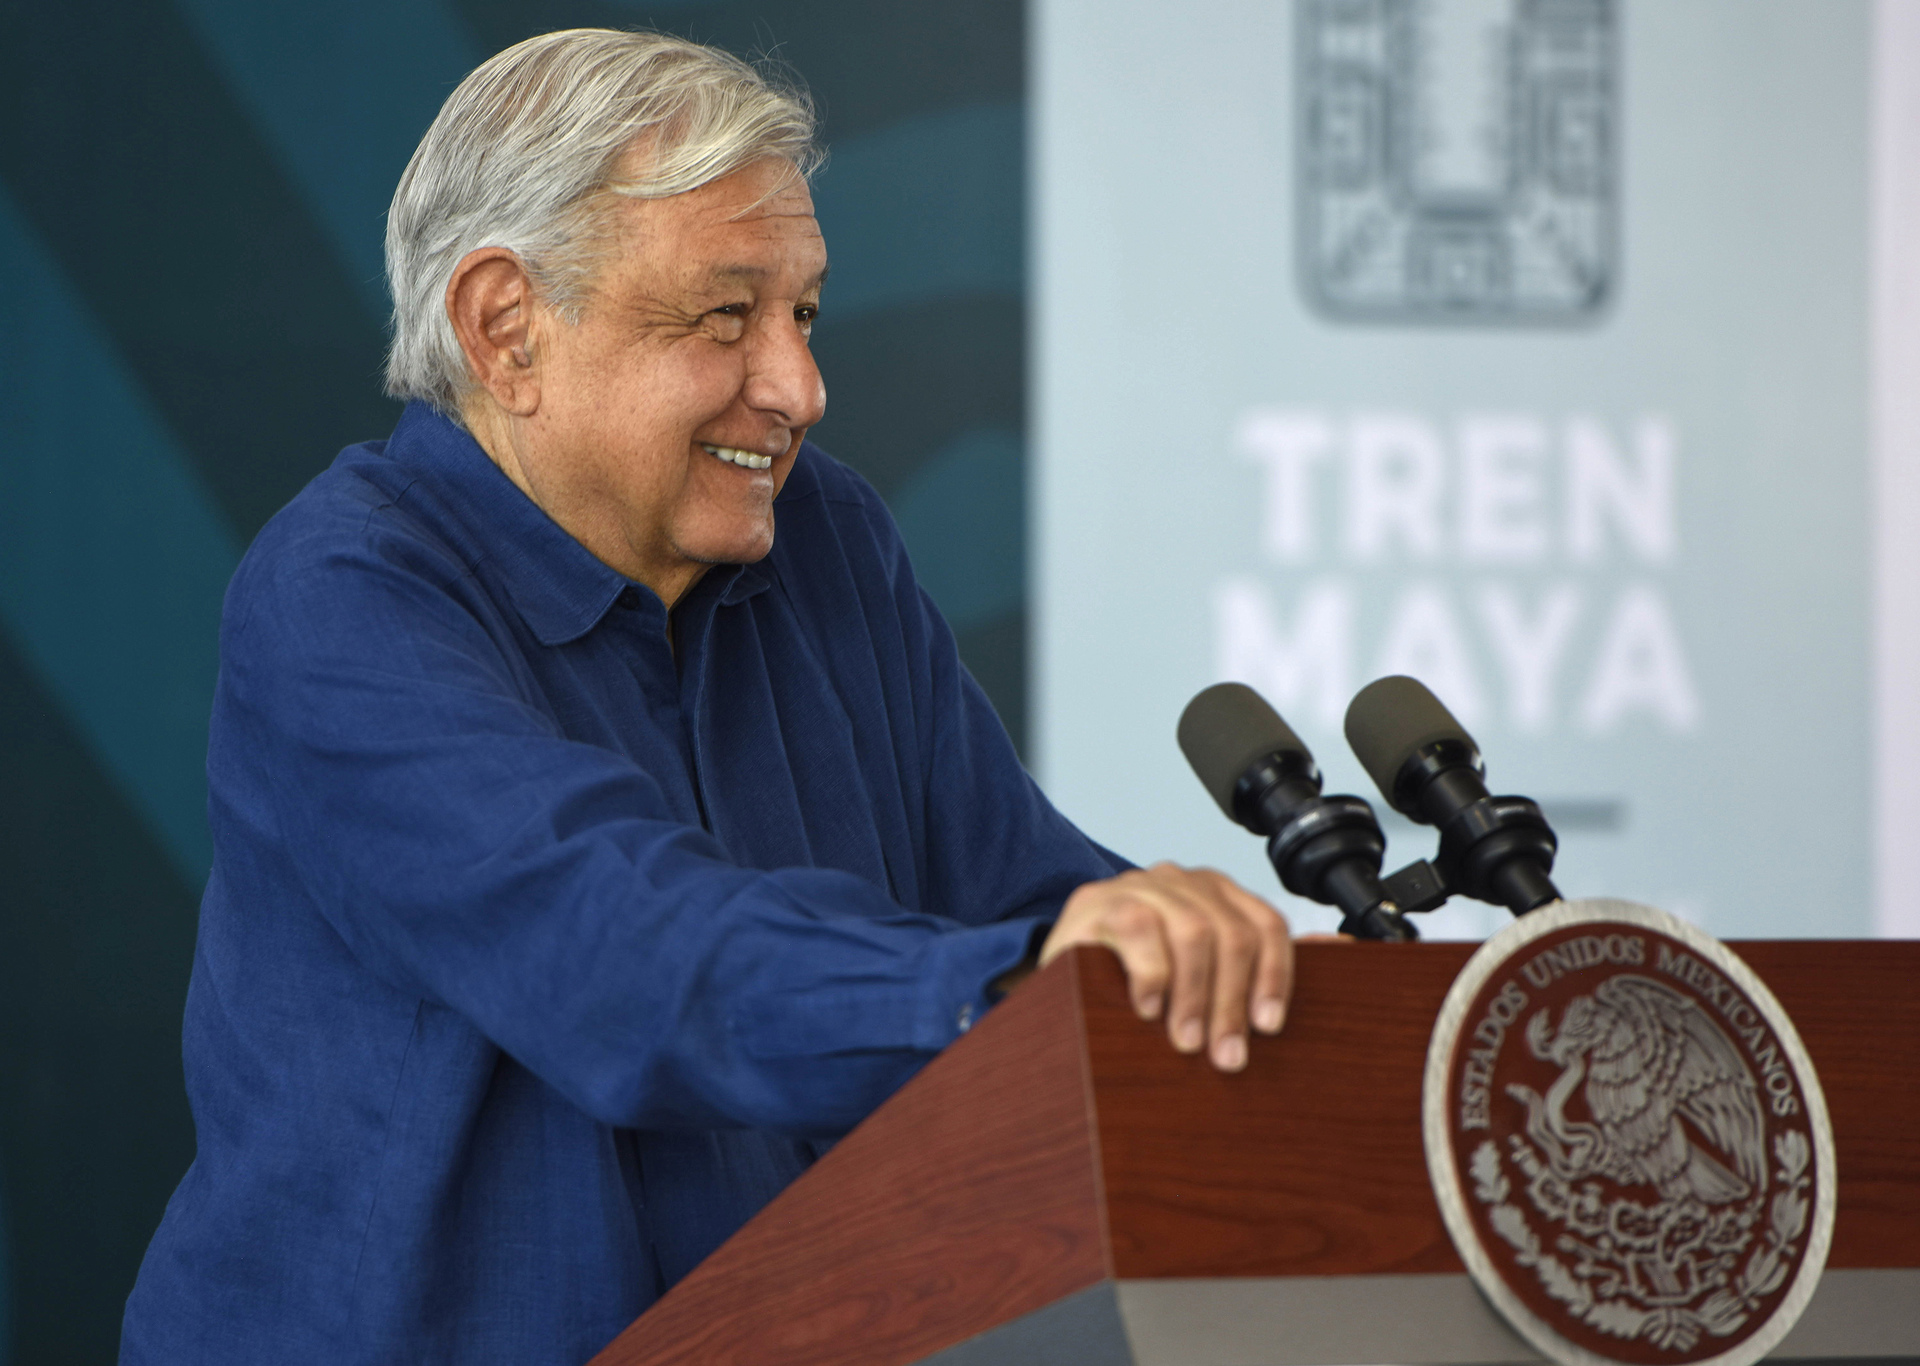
[864,496,1131,923]
[215,529,1057,1138]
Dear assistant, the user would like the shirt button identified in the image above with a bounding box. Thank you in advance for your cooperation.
[956,1002,975,1033]
[617,587,642,610]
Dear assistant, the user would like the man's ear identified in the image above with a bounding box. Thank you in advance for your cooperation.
[446,247,543,416]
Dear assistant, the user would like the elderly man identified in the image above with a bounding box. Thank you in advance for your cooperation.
[122,29,1298,1365]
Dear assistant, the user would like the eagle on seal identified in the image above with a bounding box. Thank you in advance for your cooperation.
[1506,974,1766,1205]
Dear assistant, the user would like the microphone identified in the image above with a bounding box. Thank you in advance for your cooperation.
[1178,682,1416,940]
[1343,676,1561,916]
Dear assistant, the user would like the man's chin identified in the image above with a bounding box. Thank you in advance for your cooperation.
[674,520,777,568]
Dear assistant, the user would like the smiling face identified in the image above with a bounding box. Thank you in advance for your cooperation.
[455,156,828,607]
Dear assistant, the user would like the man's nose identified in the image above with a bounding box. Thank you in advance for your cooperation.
[745,316,827,431]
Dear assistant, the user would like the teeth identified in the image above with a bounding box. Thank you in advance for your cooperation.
[701,443,773,470]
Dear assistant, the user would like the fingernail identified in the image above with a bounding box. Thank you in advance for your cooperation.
[1213,1034,1247,1071]
[1139,993,1164,1020]
[1254,999,1284,1033]
[1176,1018,1204,1052]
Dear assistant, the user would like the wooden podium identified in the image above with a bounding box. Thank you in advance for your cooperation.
[593,942,1920,1365]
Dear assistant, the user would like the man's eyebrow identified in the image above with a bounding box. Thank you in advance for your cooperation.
[705,262,831,289]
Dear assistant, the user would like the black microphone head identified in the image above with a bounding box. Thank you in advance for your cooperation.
[1344,676,1479,814]
[1178,682,1312,823]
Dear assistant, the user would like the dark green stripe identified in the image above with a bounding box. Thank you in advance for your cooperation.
[809,293,1025,499]
[0,634,198,1366]
[0,0,401,542]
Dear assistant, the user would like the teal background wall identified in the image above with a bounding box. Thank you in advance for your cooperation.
[0,3,1028,1359]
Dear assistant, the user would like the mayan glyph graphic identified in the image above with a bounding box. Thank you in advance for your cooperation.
[1297,0,1615,322]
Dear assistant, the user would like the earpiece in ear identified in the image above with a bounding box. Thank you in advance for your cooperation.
[510,345,532,368]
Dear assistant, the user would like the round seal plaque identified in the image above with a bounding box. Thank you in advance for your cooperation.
[1423,900,1835,1366]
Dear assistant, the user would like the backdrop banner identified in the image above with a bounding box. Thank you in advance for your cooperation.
[1034,0,1876,938]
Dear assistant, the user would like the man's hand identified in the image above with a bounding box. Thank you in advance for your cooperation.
[1037,863,1293,1073]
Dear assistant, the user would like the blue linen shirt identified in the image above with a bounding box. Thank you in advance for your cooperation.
[120,403,1122,1365]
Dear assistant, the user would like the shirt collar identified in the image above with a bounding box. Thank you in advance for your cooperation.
[382,402,767,646]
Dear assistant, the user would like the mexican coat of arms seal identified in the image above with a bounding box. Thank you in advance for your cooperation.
[1424,899,1836,1366]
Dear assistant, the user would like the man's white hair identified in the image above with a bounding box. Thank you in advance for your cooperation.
[384,28,822,413]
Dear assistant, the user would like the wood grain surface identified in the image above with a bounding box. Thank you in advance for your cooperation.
[1085,939,1476,1279]
[1738,941,1920,1268]
[590,951,1111,1366]
[594,938,1917,1362]
[1081,939,1920,1280]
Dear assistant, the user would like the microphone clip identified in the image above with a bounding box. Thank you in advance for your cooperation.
[1373,789,1560,920]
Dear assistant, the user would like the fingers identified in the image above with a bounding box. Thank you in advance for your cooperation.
[1211,873,1293,1035]
[1041,864,1296,1074]
[1044,878,1171,1021]
[1112,896,1176,1024]
[1201,894,1255,1070]
[1153,872,1218,1058]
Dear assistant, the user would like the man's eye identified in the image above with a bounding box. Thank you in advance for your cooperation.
[707,306,748,339]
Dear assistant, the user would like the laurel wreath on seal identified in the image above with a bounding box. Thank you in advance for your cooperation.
[1469,1131,1811,1351]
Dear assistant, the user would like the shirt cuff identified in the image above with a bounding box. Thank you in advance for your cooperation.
[914,915,1054,1051]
